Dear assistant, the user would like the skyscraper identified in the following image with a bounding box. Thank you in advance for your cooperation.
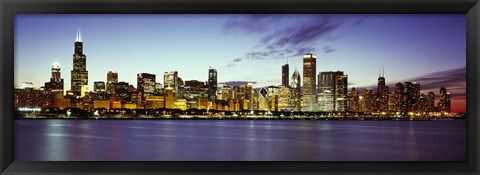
[426,91,435,113]
[348,87,360,112]
[93,81,106,93]
[317,71,347,112]
[115,82,131,102]
[376,68,389,113]
[362,88,375,113]
[44,63,64,93]
[290,68,301,111]
[208,68,218,102]
[402,82,420,113]
[301,53,317,111]
[70,29,88,96]
[438,87,451,113]
[106,71,118,95]
[137,73,156,101]
[164,71,179,97]
[282,64,289,87]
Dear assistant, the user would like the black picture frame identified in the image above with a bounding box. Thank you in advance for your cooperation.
[1,0,479,174]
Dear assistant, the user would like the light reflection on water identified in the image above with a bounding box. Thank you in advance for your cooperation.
[14,120,466,161]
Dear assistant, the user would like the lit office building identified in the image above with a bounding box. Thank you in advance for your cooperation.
[267,86,279,111]
[348,87,360,112]
[137,73,156,101]
[394,83,405,113]
[426,91,435,113]
[335,74,348,112]
[277,86,292,110]
[184,80,207,99]
[94,81,106,93]
[301,53,317,111]
[70,29,88,96]
[418,94,426,113]
[317,71,347,112]
[361,88,375,113]
[115,82,130,102]
[155,83,163,95]
[106,71,118,95]
[290,68,301,111]
[165,87,175,109]
[402,82,420,113]
[258,88,269,111]
[216,85,231,101]
[208,68,218,102]
[438,87,451,113]
[44,63,64,93]
[164,71,179,97]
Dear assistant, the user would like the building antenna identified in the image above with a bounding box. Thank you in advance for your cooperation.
[378,67,381,77]
[382,66,385,77]
[201,58,210,68]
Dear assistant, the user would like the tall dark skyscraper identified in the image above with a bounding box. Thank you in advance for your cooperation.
[376,67,389,113]
[107,71,118,95]
[44,63,64,93]
[208,68,218,102]
[282,64,289,87]
[301,53,317,111]
[137,73,156,101]
[70,29,88,96]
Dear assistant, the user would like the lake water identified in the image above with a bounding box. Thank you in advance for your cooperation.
[14,119,466,161]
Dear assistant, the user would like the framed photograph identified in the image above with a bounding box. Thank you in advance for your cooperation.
[1,0,479,174]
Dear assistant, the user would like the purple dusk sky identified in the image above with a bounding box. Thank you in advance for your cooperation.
[14,14,466,112]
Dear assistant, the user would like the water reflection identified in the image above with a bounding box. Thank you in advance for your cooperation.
[15,120,466,161]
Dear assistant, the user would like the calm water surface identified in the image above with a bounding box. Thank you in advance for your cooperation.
[15,120,466,161]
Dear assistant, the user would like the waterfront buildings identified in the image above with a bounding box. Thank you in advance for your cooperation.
[14,35,459,116]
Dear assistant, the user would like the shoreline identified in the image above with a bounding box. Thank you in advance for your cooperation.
[14,116,465,121]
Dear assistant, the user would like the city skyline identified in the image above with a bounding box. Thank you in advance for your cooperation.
[15,14,466,113]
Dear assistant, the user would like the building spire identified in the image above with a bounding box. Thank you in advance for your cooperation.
[382,66,384,77]
[75,28,82,42]
[379,67,381,77]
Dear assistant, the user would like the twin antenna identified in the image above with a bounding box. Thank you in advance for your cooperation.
[379,66,385,77]
[75,28,82,42]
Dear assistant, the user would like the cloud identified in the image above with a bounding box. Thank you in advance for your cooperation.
[224,64,235,68]
[222,15,279,35]
[219,81,257,87]
[264,17,342,48]
[410,67,465,91]
[232,58,242,62]
[323,46,336,53]
[223,15,348,61]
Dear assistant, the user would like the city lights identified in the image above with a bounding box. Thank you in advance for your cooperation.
[13,31,460,119]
